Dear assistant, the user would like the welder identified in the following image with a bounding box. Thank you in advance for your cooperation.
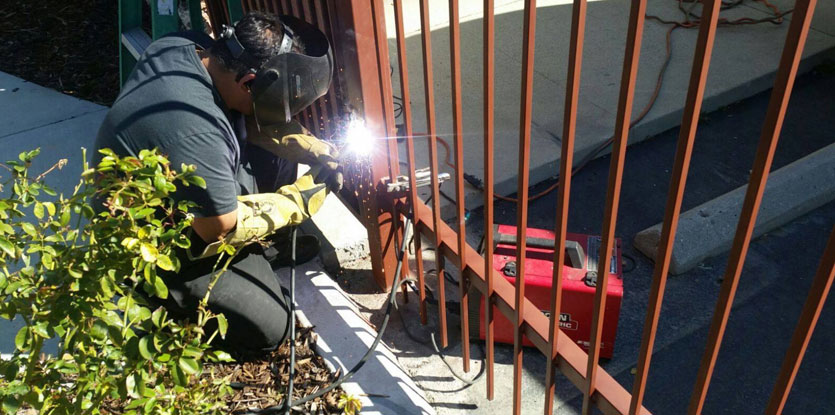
[94,11,341,353]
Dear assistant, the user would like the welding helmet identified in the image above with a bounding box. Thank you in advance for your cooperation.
[220,15,333,126]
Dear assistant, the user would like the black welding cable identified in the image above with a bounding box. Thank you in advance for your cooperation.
[283,226,298,415]
[395,278,486,387]
[244,218,413,414]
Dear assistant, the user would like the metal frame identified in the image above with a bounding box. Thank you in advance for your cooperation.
[197,1,827,413]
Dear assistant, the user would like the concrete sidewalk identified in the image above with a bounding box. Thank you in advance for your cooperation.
[384,0,835,215]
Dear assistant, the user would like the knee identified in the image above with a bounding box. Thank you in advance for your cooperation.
[221,305,291,352]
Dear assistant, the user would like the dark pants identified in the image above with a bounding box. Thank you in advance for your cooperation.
[159,147,298,353]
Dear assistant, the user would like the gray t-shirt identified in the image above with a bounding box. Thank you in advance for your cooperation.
[95,36,241,217]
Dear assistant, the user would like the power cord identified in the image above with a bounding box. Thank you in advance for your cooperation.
[243,218,413,414]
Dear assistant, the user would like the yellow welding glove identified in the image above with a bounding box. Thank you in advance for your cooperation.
[190,165,330,260]
[247,119,341,173]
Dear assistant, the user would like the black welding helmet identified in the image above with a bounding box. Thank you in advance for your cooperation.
[220,14,333,126]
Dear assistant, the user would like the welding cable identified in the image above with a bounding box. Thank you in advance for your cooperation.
[243,217,414,415]
[394,277,486,387]
[283,226,298,415]
[428,0,790,205]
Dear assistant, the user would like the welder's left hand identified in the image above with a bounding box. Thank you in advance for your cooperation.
[247,119,339,167]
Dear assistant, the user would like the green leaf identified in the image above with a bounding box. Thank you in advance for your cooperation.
[211,350,234,362]
[21,222,36,237]
[2,396,21,415]
[182,346,203,359]
[33,203,44,219]
[135,208,155,219]
[59,208,71,226]
[138,335,155,360]
[171,364,187,387]
[216,314,228,339]
[151,307,166,328]
[0,222,13,234]
[0,238,13,256]
[156,255,175,271]
[32,321,50,338]
[43,202,56,217]
[178,357,200,376]
[143,397,158,413]
[125,374,140,399]
[42,252,54,269]
[153,275,169,299]
[140,243,158,263]
[14,326,28,351]
[186,175,207,189]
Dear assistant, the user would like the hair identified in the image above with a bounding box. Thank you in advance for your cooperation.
[209,11,305,80]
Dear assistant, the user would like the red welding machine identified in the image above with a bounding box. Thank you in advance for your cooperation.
[474,225,624,359]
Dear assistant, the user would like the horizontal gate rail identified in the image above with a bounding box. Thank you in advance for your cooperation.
[402,200,652,415]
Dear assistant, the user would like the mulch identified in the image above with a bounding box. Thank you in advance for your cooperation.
[215,323,343,414]
[0,1,120,105]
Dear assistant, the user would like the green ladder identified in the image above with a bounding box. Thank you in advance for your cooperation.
[118,0,244,86]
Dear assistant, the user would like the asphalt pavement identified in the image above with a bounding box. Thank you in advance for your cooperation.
[375,62,835,414]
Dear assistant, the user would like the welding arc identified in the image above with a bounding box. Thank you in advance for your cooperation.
[244,218,414,415]
[419,0,789,204]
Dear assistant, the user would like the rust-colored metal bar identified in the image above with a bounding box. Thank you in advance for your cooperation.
[482,0,496,401]
[447,0,471,372]
[765,225,835,414]
[329,0,400,290]
[688,0,818,412]
[581,0,653,410]
[512,1,537,413]
[628,0,722,409]
[403,201,652,415]
[312,0,338,138]
[544,0,586,413]
[393,0,427,324]
[418,0,448,347]
[297,0,327,135]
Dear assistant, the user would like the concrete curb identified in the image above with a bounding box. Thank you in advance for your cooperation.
[278,262,436,415]
[634,142,835,275]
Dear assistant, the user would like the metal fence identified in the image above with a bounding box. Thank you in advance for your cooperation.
[205,0,829,414]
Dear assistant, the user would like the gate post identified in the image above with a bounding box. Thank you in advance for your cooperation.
[331,0,401,290]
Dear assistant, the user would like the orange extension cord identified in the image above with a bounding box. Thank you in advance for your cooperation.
[422,0,791,204]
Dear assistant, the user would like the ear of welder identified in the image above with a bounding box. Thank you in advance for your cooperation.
[189,165,330,260]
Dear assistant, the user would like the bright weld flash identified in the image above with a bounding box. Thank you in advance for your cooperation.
[344,119,373,156]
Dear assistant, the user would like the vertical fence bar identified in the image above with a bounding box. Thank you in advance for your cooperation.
[628,0,723,408]
[482,0,496,401]
[329,0,400,290]
[296,0,323,134]
[188,0,205,32]
[581,0,655,410]
[765,225,835,415]
[314,2,341,138]
[512,1,537,414]
[688,0,819,412]
[448,0,471,372]
[418,0,448,346]
[393,0,428,324]
[543,0,586,413]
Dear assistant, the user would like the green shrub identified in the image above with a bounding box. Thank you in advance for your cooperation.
[0,148,237,414]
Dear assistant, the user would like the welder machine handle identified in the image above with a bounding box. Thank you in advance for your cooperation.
[493,231,585,269]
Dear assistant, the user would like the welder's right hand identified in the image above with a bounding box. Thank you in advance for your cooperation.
[189,165,332,260]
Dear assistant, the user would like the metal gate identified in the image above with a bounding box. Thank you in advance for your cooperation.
[204,1,828,414]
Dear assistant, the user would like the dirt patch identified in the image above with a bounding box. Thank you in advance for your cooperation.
[0,1,120,105]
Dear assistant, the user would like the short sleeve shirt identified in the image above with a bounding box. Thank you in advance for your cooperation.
[94,36,241,217]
